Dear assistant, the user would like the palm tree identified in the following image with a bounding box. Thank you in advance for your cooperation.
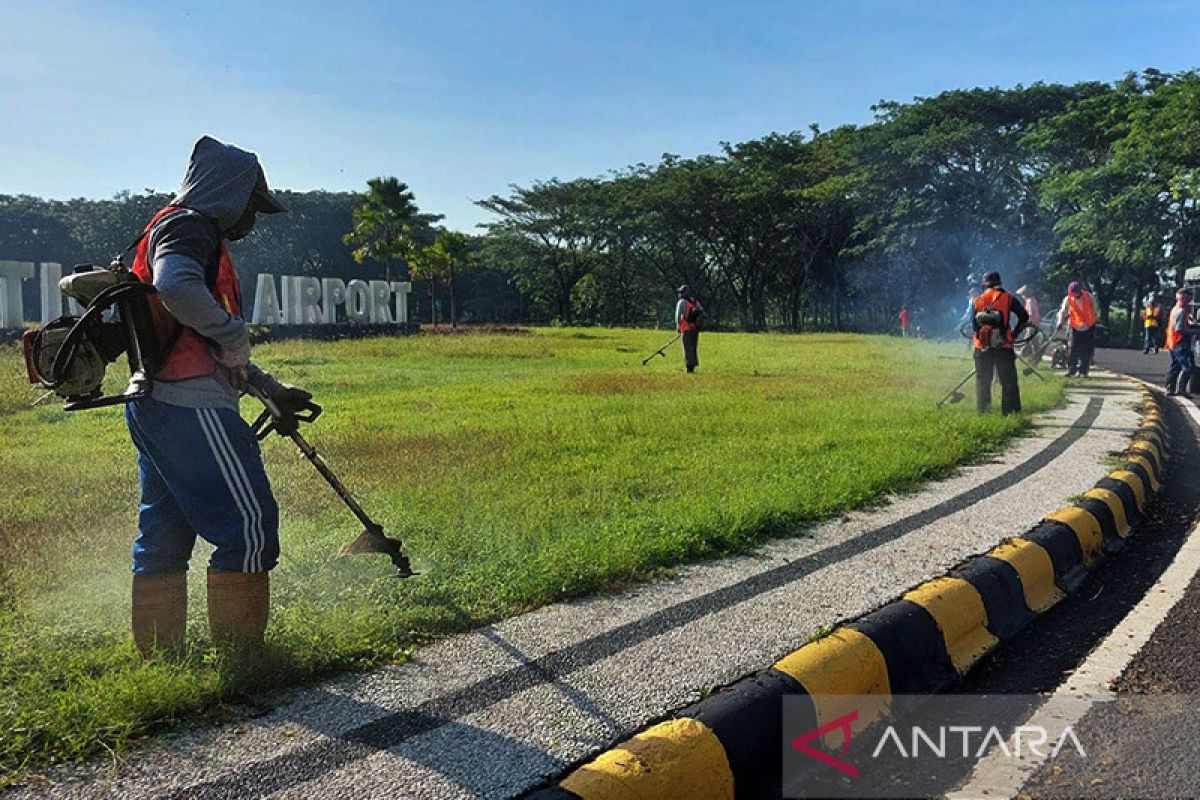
[343,177,437,283]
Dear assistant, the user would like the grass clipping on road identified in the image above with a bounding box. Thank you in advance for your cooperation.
[0,328,1061,779]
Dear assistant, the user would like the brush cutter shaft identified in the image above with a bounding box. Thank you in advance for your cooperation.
[295,432,375,530]
[642,333,681,365]
[937,369,976,408]
[247,388,375,530]
[247,385,414,576]
[1018,353,1046,381]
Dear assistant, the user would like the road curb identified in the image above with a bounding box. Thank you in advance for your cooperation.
[525,385,1170,800]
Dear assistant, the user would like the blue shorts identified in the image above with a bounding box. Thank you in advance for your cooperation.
[126,397,279,575]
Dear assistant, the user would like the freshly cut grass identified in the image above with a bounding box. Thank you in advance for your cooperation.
[0,328,1061,780]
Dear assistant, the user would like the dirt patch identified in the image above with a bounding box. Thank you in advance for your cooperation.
[571,371,687,395]
[419,325,531,336]
[786,336,859,345]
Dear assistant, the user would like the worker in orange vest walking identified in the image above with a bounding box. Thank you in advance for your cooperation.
[972,271,1030,414]
[1055,281,1098,377]
[899,305,910,337]
[1165,288,1199,397]
[675,285,704,373]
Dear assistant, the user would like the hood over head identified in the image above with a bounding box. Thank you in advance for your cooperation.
[172,136,285,233]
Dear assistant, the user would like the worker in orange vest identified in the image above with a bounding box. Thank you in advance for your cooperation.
[972,271,1030,414]
[1142,296,1164,354]
[1165,288,1199,397]
[899,306,910,337]
[125,137,309,655]
[1055,281,1098,377]
[675,285,704,373]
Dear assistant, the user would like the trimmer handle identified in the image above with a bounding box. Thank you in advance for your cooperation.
[251,398,323,440]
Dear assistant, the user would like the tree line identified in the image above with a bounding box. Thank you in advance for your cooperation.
[3,69,1198,338]
[474,68,1200,338]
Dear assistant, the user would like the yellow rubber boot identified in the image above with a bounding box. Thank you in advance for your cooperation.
[207,569,269,649]
[131,572,188,657]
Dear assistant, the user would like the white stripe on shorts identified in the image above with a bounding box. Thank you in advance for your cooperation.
[196,408,260,572]
[205,408,268,572]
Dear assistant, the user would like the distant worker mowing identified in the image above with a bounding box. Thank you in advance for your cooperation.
[1055,281,1098,377]
[972,271,1029,415]
[675,285,704,373]
[899,305,910,337]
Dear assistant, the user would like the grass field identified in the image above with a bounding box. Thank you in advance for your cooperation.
[0,328,1061,781]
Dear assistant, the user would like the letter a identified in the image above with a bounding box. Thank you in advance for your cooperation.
[252,274,283,325]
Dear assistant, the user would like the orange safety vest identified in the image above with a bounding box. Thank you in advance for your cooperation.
[678,298,702,333]
[1067,291,1097,329]
[973,288,1014,350]
[131,206,243,382]
[1165,305,1191,350]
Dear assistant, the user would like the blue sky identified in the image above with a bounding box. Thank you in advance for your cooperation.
[2,0,1197,230]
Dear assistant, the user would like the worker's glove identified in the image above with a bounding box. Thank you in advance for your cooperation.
[268,384,314,436]
[269,383,314,415]
[248,365,313,435]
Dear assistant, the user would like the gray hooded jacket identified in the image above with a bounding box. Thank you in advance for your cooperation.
[145,136,276,409]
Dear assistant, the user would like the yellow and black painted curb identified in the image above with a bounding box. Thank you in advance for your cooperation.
[526,387,1170,800]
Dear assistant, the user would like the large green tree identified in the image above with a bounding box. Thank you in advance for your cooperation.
[477,179,608,324]
[409,230,475,327]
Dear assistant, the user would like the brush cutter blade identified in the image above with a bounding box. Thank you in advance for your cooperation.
[338,525,416,577]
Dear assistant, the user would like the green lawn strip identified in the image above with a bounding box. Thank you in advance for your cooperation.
[0,329,1061,780]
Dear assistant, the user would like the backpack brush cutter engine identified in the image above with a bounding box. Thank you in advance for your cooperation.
[23,261,162,410]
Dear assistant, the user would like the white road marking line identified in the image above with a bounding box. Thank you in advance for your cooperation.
[947,393,1200,800]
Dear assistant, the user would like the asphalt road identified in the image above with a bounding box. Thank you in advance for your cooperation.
[4,370,1147,800]
[1016,348,1200,799]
